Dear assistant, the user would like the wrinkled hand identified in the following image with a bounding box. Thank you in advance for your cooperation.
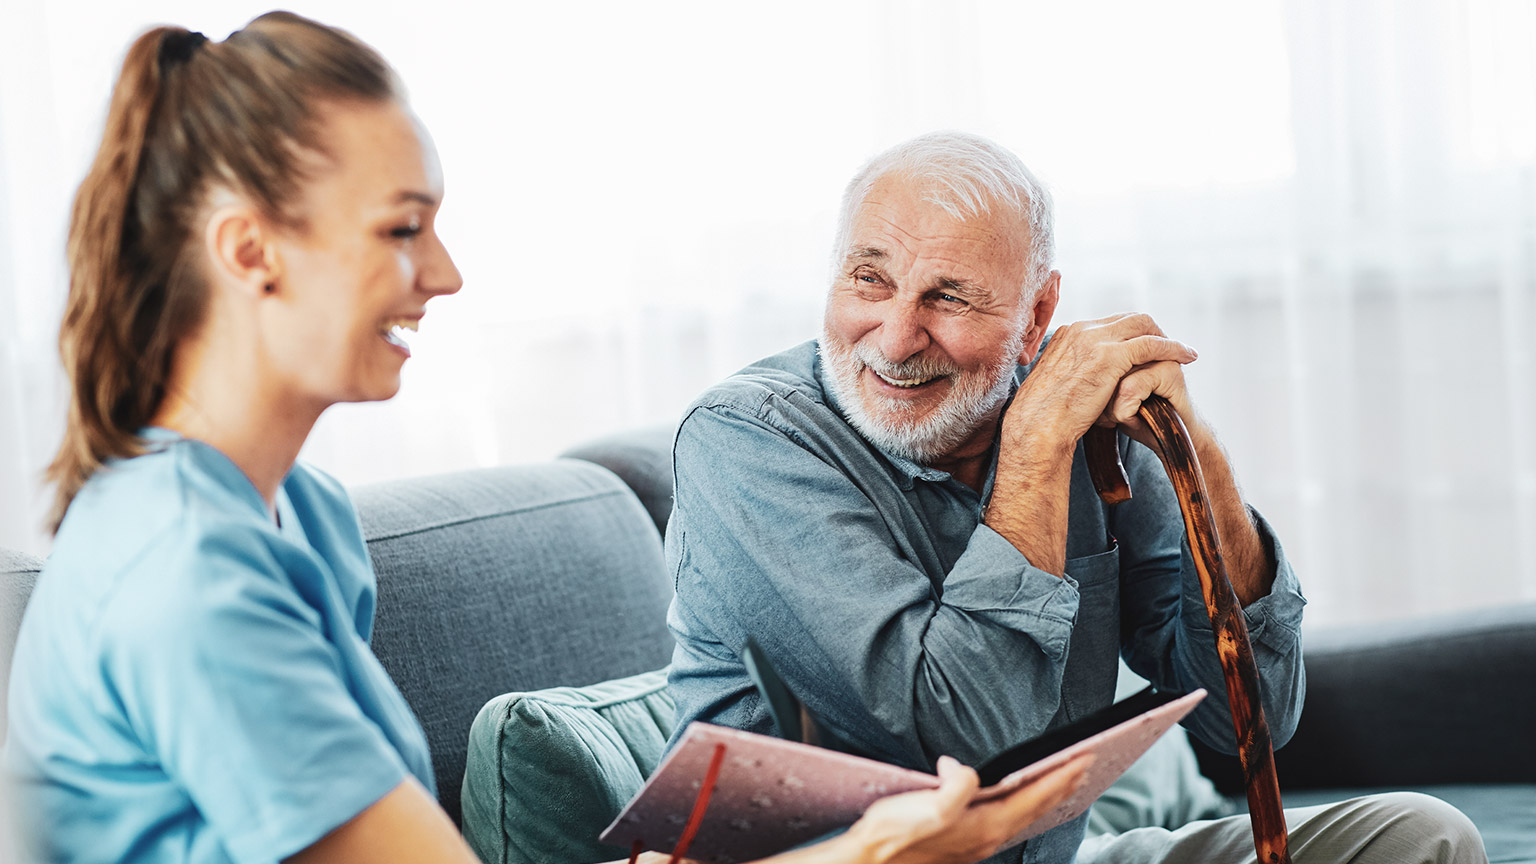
[1007,313,1199,451]
[845,754,1090,864]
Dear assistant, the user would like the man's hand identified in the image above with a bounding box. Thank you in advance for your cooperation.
[983,312,1274,604]
[984,313,1197,576]
[1008,313,1199,450]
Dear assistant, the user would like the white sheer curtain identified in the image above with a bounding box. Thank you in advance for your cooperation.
[2,0,1532,628]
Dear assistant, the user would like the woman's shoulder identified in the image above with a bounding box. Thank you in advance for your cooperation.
[15,446,313,717]
[43,443,341,625]
[55,439,271,564]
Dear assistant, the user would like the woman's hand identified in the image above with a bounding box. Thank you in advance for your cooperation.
[839,754,1090,864]
[613,754,1089,864]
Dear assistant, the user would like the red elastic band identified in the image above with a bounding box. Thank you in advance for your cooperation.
[668,743,727,864]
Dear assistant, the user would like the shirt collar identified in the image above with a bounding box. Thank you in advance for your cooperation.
[136,426,296,527]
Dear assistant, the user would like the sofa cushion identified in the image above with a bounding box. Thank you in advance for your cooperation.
[354,461,674,826]
[462,668,676,864]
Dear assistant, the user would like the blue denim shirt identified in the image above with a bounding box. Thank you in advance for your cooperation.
[664,340,1307,864]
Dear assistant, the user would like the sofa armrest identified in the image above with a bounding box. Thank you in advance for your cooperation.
[1193,601,1536,793]
[354,461,675,826]
[2,548,45,742]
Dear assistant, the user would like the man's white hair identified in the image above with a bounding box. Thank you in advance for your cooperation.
[831,131,1055,293]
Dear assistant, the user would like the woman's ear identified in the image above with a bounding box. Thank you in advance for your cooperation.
[1019,270,1062,363]
[203,202,280,298]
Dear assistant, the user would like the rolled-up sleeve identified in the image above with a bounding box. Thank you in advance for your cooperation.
[940,524,1081,661]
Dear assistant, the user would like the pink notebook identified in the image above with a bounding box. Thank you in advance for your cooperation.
[600,689,1206,863]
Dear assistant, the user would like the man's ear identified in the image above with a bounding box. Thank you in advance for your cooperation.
[203,204,280,298]
[1018,270,1062,363]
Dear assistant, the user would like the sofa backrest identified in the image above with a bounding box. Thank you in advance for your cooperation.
[1,548,44,741]
[354,459,674,826]
[560,426,676,539]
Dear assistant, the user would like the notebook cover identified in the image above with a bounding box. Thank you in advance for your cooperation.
[599,688,1206,863]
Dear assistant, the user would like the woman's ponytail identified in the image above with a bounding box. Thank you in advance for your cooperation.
[48,28,184,532]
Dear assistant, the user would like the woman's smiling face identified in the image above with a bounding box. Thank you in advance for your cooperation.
[261,98,462,408]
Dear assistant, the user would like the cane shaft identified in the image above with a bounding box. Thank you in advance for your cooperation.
[1084,397,1292,864]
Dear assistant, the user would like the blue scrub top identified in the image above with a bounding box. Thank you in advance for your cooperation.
[4,430,435,864]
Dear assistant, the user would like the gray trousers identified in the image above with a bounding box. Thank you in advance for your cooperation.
[1077,792,1487,864]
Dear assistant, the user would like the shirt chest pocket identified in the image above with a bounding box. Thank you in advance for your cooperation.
[1060,543,1121,721]
[1064,542,1120,588]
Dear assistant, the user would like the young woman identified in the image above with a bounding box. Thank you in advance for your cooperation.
[3,13,1085,864]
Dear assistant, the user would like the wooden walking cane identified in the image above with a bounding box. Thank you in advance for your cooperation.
[1083,395,1292,864]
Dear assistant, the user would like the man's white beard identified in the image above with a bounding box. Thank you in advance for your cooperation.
[819,327,1025,464]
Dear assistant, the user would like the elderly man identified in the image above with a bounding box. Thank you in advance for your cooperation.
[663,132,1483,864]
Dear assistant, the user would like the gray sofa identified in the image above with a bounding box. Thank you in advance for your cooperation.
[2,433,1534,862]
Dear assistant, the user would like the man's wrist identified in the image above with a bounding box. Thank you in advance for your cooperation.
[999,397,1079,458]
[985,425,1075,577]
[997,412,1077,475]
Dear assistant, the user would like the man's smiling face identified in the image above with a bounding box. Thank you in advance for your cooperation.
[820,172,1039,464]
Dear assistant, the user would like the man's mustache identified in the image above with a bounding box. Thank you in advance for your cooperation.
[852,343,960,381]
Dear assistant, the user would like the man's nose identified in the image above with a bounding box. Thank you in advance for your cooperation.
[875,300,930,364]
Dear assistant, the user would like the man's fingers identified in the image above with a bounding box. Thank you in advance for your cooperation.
[1097,360,1176,426]
[1110,360,1184,424]
[1102,311,1167,339]
[1122,334,1197,369]
[1071,311,1163,336]
[1025,314,1195,446]
[1043,319,1193,377]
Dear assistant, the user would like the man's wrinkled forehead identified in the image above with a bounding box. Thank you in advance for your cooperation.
[843,178,1030,271]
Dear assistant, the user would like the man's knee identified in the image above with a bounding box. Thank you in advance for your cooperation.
[1350,792,1486,864]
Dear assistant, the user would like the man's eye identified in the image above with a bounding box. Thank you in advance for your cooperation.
[857,274,880,284]
[938,293,965,305]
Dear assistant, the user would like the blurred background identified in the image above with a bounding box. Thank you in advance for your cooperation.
[1,0,1532,628]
